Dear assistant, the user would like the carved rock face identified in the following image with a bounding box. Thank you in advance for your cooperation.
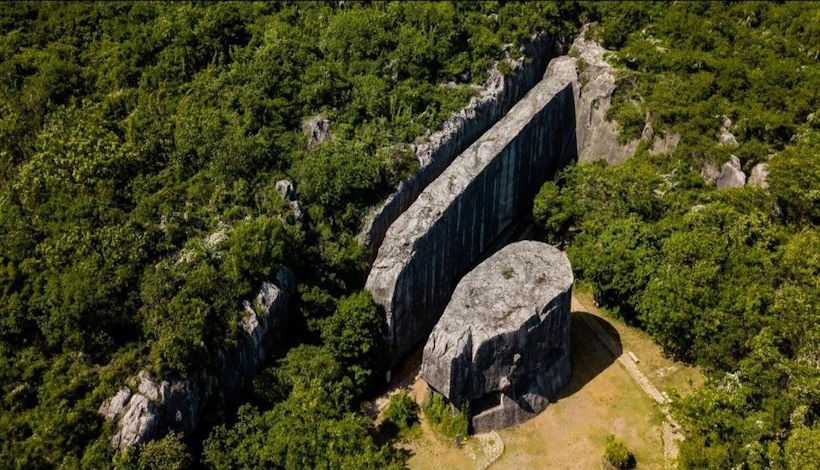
[366,57,578,362]
[421,241,573,432]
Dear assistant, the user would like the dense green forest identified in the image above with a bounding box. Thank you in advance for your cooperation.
[0,2,584,468]
[535,2,818,469]
[0,1,817,469]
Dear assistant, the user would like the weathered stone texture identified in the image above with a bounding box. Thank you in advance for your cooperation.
[421,241,573,432]
[748,162,769,189]
[358,33,555,261]
[100,267,295,449]
[366,58,577,361]
[716,155,747,189]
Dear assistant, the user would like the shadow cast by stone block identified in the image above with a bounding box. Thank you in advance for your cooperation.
[555,311,622,400]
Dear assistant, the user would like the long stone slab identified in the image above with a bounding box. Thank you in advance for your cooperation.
[366,58,578,361]
[357,33,554,261]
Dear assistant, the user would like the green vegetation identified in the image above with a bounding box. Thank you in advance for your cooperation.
[0,2,584,468]
[604,435,635,469]
[536,3,819,469]
[422,389,470,438]
[382,390,420,438]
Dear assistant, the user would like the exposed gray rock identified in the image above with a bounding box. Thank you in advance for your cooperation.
[570,30,638,163]
[112,394,159,449]
[748,162,769,189]
[301,114,331,148]
[358,33,556,261]
[701,161,721,185]
[99,387,132,420]
[103,267,295,449]
[716,155,746,189]
[421,241,573,432]
[275,179,296,201]
[366,58,577,361]
[275,179,303,220]
[717,114,739,147]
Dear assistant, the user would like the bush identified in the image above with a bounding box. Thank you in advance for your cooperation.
[421,389,469,438]
[604,435,635,469]
[382,390,419,436]
[138,433,191,470]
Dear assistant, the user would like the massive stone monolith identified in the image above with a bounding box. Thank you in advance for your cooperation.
[357,33,555,261]
[421,241,572,432]
[366,58,577,362]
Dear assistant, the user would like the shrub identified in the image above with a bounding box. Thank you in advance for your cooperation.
[422,389,469,438]
[382,390,419,436]
[604,435,635,469]
[138,433,191,470]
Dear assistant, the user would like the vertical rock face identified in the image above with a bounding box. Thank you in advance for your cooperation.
[366,58,578,361]
[100,267,295,449]
[570,32,638,164]
[358,33,555,261]
[421,241,573,432]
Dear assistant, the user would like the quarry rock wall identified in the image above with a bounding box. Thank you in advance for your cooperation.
[358,33,555,261]
[99,267,295,449]
[366,58,578,361]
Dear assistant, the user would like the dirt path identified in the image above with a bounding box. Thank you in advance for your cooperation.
[572,295,683,463]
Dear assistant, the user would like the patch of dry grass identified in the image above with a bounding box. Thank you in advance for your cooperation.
[399,290,703,469]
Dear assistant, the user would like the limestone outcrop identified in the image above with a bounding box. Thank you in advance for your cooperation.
[717,114,739,147]
[570,31,638,163]
[358,33,555,261]
[275,179,303,220]
[570,27,679,162]
[748,162,769,188]
[716,155,746,189]
[366,58,577,361]
[100,267,295,449]
[421,241,573,432]
[301,114,331,148]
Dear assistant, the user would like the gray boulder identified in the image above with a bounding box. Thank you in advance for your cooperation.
[301,114,331,148]
[748,162,769,189]
[421,241,573,433]
[716,155,746,189]
[717,114,739,147]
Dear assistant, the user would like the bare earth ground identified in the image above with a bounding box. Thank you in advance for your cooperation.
[370,287,702,470]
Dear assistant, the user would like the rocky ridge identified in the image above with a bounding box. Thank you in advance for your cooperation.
[357,33,555,261]
[99,267,295,449]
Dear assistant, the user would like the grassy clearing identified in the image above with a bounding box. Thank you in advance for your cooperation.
[573,287,704,397]
[399,290,703,469]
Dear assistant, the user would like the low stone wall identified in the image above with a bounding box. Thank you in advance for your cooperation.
[366,58,578,361]
[357,33,555,261]
[99,267,295,449]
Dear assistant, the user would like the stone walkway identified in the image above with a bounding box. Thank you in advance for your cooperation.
[475,430,504,470]
[573,295,683,465]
